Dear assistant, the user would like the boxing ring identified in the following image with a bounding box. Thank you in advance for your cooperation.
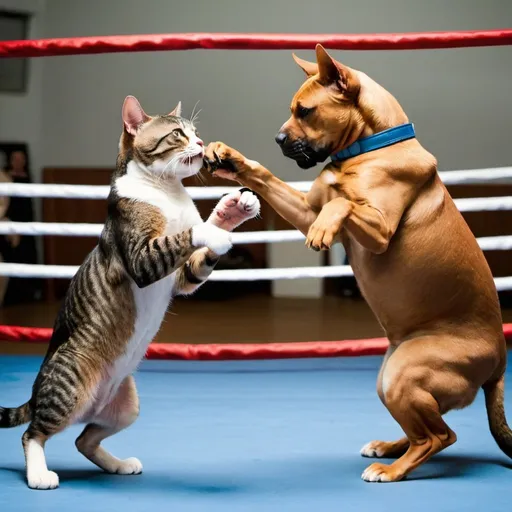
[1,29,512,511]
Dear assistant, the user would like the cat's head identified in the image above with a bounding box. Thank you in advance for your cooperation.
[120,95,204,180]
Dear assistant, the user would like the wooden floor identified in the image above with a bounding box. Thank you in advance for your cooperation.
[2,294,512,355]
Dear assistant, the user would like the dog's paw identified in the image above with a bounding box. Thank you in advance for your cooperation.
[361,463,403,483]
[360,441,383,458]
[203,142,242,175]
[115,457,143,475]
[203,142,259,182]
[27,469,60,490]
[192,224,232,255]
[360,439,409,459]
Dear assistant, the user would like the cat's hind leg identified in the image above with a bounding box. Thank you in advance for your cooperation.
[22,429,60,490]
[23,349,99,490]
[75,375,142,475]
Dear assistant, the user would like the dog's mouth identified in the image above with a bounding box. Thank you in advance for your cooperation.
[279,141,331,169]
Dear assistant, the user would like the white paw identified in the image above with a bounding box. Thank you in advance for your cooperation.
[237,190,260,219]
[115,457,143,475]
[192,224,232,255]
[360,442,382,458]
[361,465,392,483]
[27,470,60,490]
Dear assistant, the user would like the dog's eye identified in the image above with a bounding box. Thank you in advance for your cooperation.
[297,105,315,119]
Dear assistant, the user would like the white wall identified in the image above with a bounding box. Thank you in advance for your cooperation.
[4,0,512,296]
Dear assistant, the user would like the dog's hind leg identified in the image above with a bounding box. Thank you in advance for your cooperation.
[362,383,456,482]
[360,339,469,482]
[361,345,411,459]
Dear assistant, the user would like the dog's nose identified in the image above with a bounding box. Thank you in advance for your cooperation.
[275,132,288,146]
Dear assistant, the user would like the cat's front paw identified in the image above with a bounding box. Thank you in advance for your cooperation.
[192,224,232,255]
[210,188,260,231]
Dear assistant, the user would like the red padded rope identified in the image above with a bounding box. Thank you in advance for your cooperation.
[1,324,512,360]
[1,29,512,58]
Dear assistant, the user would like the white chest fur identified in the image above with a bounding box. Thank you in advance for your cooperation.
[116,161,202,234]
[94,163,202,414]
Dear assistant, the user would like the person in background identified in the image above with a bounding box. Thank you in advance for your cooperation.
[0,162,20,306]
[1,149,41,305]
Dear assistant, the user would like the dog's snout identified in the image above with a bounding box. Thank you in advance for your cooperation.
[275,132,288,146]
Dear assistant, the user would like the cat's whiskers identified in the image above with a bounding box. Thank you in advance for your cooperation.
[190,101,200,123]
[191,109,202,125]
[159,153,181,181]
[196,169,207,187]
[187,154,192,176]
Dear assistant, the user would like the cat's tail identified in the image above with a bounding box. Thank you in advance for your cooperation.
[0,402,32,428]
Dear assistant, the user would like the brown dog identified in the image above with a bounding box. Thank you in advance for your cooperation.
[203,44,512,482]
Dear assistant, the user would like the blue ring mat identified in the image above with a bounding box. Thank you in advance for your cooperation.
[1,354,511,512]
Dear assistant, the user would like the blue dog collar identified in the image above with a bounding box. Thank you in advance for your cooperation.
[330,123,416,163]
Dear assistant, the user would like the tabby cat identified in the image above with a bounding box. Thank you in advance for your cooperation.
[0,96,260,490]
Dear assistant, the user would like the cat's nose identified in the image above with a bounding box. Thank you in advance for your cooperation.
[196,139,204,147]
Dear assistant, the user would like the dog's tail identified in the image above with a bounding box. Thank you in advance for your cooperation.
[483,374,512,458]
[0,402,31,428]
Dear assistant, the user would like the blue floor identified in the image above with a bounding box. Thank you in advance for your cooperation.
[1,354,511,512]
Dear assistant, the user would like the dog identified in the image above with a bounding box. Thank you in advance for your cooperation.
[203,44,512,482]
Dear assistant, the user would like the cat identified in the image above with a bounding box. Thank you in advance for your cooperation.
[0,96,260,490]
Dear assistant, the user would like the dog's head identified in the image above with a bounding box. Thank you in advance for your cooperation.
[276,44,362,169]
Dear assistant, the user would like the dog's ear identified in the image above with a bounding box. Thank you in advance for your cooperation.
[315,44,356,95]
[292,53,318,77]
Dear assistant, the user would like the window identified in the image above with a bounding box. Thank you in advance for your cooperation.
[0,11,30,93]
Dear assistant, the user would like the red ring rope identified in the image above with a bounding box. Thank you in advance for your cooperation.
[1,29,512,58]
[1,324,512,360]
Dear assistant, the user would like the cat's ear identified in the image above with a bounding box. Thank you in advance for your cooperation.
[169,101,182,117]
[122,96,150,136]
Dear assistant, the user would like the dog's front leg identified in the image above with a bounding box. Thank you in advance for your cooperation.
[306,197,392,254]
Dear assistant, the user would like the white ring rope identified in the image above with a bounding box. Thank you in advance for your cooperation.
[1,262,512,291]
[0,166,512,200]
[0,220,511,252]
[454,196,512,212]
[0,222,306,242]
[0,195,510,240]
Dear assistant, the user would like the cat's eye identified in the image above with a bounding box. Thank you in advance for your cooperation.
[172,129,184,138]
[296,105,315,119]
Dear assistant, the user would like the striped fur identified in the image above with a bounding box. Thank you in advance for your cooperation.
[1,96,259,490]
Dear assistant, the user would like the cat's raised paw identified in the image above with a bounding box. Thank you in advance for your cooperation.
[210,188,260,231]
[27,470,60,490]
[115,457,143,475]
[236,188,260,218]
[192,224,232,255]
